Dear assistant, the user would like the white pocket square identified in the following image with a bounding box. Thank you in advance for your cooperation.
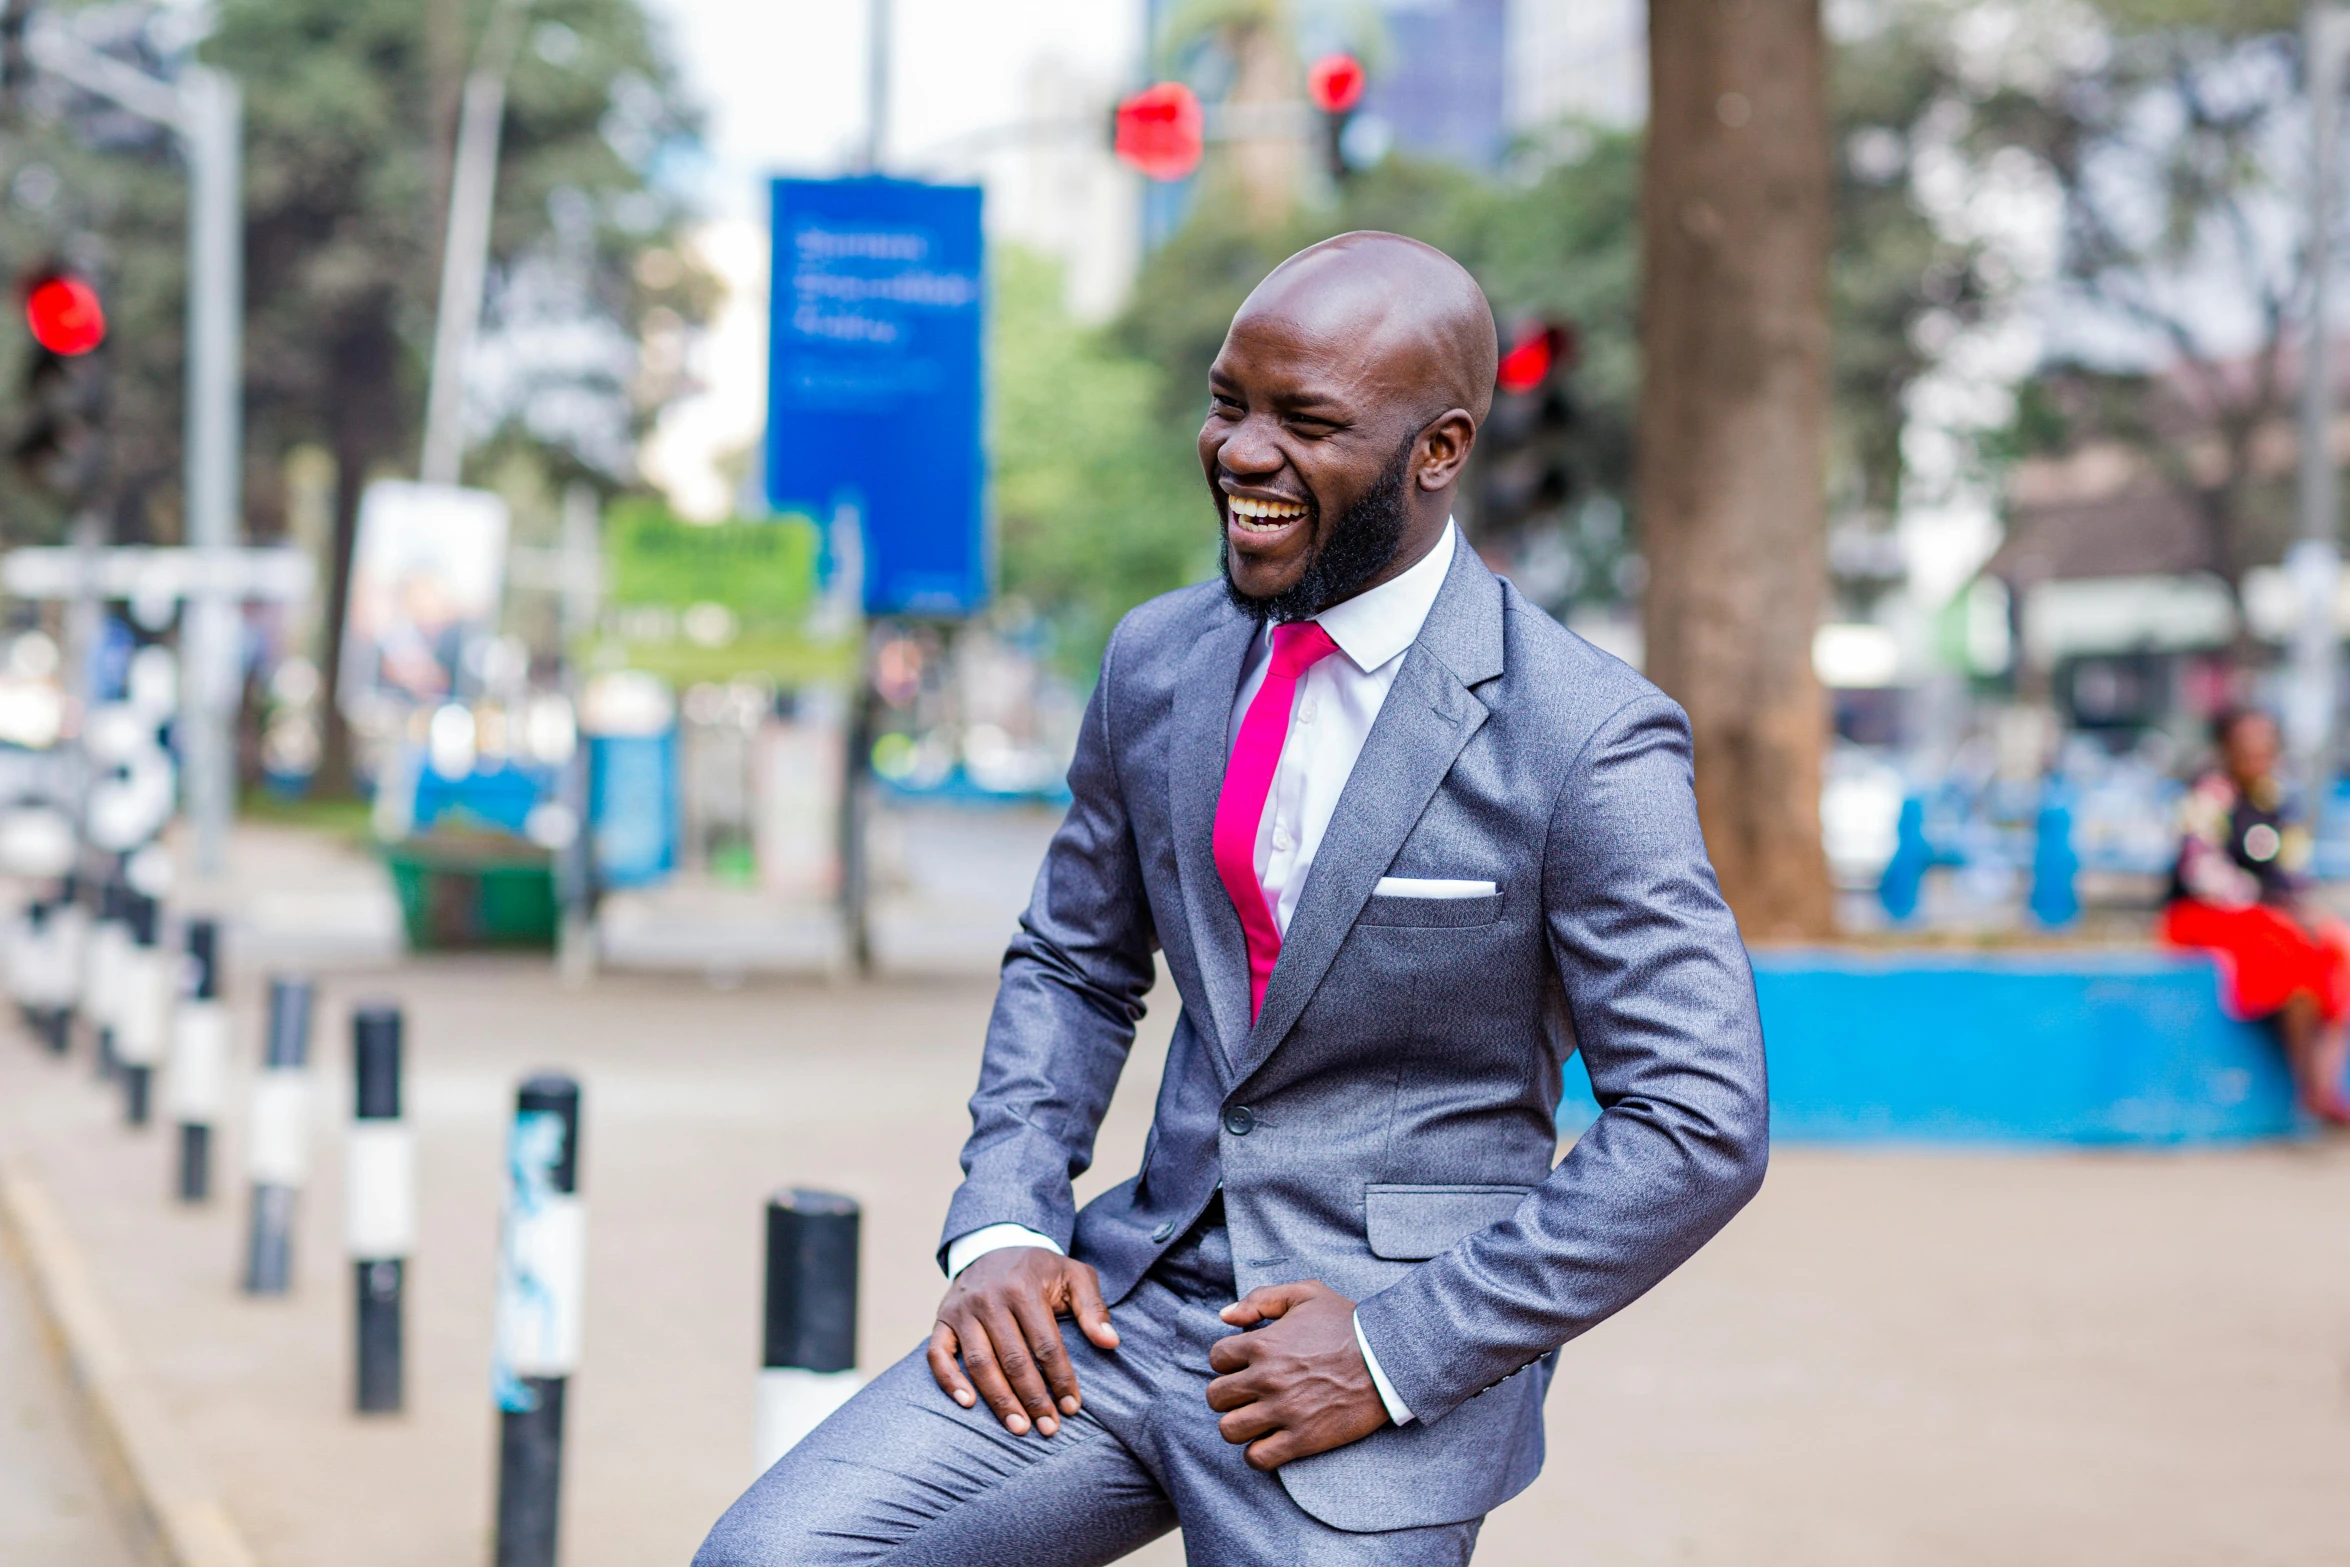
[1373,877,1497,900]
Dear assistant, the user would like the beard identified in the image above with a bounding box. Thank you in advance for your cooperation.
[1221,432,1416,624]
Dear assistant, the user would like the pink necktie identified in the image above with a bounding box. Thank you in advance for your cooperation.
[1214,621,1340,1022]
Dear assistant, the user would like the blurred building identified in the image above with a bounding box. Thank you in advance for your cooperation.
[1980,335,2350,742]
[1323,0,1647,168]
[1508,0,1645,131]
[1351,0,1511,169]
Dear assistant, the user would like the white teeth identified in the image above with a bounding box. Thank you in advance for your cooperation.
[1228,496,1307,525]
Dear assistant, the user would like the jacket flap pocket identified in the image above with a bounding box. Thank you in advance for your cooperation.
[1364,1184,1531,1261]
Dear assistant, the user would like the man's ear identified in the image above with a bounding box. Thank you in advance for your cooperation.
[1415,410,1477,491]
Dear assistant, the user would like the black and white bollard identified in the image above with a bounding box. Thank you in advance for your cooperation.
[20,897,77,1053]
[114,892,172,1126]
[167,919,227,1202]
[85,874,129,1078]
[492,1074,584,1567]
[348,1005,412,1414]
[38,876,84,1055]
[754,1190,864,1474]
[242,977,314,1295]
[9,895,41,1033]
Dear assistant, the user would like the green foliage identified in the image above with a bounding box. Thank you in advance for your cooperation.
[991,247,1216,673]
[1962,2,2305,601]
[237,787,378,847]
[210,0,705,506]
[1829,5,1999,525]
[2090,0,2300,39]
[0,0,705,552]
[1981,368,2157,465]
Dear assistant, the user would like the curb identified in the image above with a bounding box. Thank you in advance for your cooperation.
[0,1156,262,1567]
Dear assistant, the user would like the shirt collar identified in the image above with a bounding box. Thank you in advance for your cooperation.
[1312,520,1457,675]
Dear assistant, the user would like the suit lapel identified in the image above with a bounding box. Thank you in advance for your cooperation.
[1168,608,1260,1077]
[1237,545,1508,1082]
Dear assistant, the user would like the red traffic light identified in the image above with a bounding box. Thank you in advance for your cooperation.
[1114,82,1206,182]
[25,275,105,357]
[1497,321,1576,394]
[1307,53,1366,115]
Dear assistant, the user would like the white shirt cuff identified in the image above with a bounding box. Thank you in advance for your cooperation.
[1353,1310,1416,1426]
[945,1223,1063,1278]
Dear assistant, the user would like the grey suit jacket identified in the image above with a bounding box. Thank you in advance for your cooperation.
[942,542,1768,1532]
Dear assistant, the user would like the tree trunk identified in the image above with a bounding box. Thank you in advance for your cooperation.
[1224,17,1301,229]
[311,319,401,798]
[310,435,367,799]
[1638,0,1835,940]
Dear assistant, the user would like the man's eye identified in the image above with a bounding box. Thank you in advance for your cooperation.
[1211,393,1243,413]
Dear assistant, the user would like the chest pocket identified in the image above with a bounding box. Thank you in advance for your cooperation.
[1364,1183,1531,1260]
[1357,891,1502,929]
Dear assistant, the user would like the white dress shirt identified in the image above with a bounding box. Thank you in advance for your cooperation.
[946,522,1460,1428]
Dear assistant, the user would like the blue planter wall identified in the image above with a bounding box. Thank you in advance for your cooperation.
[1556,951,2300,1146]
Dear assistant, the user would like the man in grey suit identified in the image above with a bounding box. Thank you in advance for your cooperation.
[696,233,1767,1565]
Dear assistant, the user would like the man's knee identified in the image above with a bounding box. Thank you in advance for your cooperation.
[688,1349,982,1566]
[691,1456,865,1567]
[688,1518,756,1567]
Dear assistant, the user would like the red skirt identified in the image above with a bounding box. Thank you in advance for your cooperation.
[2161,899,2350,1024]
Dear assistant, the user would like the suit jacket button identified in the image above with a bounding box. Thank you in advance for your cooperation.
[1151,1221,1176,1242]
[1223,1106,1255,1136]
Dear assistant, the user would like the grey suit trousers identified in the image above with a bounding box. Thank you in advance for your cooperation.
[692,1222,1483,1567]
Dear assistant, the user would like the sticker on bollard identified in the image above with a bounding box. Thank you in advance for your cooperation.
[348,1003,412,1414]
[168,919,227,1201]
[492,1073,583,1567]
[243,976,314,1295]
[754,1189,863,1474]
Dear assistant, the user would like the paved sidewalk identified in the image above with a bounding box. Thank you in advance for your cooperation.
[160,802,1065,983]
[0,1211,145,1565]
[1,957,2347,1565]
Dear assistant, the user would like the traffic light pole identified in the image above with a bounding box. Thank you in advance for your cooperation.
[182,65,244,879]
[862,0,891,173]
[26,23,244,877]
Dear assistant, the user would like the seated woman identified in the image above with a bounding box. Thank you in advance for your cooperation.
[2161,707,2350,1126]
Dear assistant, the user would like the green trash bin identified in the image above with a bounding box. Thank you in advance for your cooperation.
[381,832,558,950]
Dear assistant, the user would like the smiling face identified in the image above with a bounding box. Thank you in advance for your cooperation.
[1199,234,1497,620]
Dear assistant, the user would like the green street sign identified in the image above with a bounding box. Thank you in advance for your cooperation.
[604,498,822,621]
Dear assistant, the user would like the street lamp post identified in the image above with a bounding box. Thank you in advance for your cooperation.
[420,0,534,487]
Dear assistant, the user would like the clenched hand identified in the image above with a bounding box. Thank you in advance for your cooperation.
[929,1248,1117,1437]
[1206,1280,1390,1469]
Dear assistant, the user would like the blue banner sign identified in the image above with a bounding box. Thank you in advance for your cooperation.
[766,177,987,618]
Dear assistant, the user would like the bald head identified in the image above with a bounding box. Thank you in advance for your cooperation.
[1236,232,1498,426]
[1200,233,1494,620]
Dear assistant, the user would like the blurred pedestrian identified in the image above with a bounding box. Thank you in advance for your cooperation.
[2161,707,2350,1125]
[696,233,1768,1566]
